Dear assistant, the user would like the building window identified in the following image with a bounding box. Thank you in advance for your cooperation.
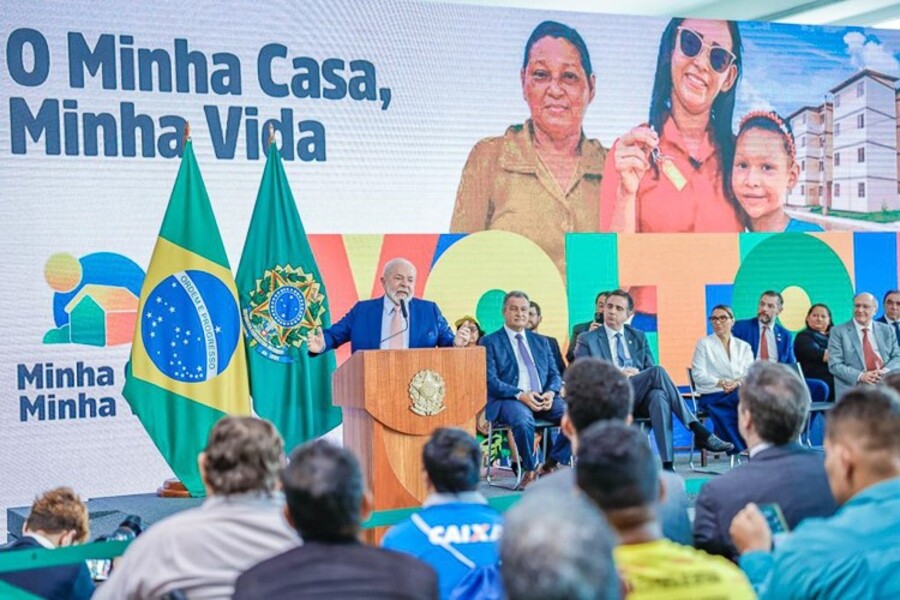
[857,113,865,128]
[857,81,865,97]
[835,122,841,136]
[835,152,841,166]
[835,183,841,197]
[819,160,824,172]
[858,147,865,163]
[801,160,806,172]
[802,136,806,147]
[801,185,805,195]
[859,182,866,197]
[835,93,841,108]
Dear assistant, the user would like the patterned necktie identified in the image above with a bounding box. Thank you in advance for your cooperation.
[389,305,404,349]
[615,333,633,369]
[515,333,542,393]
[862,328,883,371]
[759,325,770,361]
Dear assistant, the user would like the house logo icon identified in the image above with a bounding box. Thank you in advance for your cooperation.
[43,252,145,347]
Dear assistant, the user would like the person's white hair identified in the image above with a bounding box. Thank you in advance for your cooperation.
[382,257,416,279]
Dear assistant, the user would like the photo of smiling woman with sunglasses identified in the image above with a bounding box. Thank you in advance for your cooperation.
[601,18,744,234]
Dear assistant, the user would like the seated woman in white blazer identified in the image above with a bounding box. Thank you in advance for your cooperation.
[691,305,755,453]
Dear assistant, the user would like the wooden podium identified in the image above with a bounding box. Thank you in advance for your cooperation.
[333,347,486,511]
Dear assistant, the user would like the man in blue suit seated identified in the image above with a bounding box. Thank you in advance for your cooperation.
[482,291,570,490]
[307,257,469,354]
[575,289,732,471]
[731,386,900,599]
[0,487,94,600]
[732,290,829,404]
[693,361,837,561]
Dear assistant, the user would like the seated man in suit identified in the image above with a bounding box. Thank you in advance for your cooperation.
[575,289,732,470]
[527,300,566,375]
[877,289,900,342]
[307,257,468,354]
[235,440,438,600]
[731,386,900,598]
[0,487,94,600]
[565,290,608,364]
[733,290,829,403]
[528,359,693,545]
[828,292,900,398]
[482,291,570,489]
[694,361,837,561]
[732,291,795,363]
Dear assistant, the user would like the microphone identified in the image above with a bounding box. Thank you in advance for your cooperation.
[688,157,702,170]
[399,298,409,321]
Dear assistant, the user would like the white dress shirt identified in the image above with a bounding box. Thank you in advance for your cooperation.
[380,297,409,349]
[854,319,883,362]
[605,326,632,368]
[758,321,778,362]
[691,334,754,395]
[504,325,538,392]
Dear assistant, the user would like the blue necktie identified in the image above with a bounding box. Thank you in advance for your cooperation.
[515,333,542,393]
[893,322,900,344]
[615,333,633,369]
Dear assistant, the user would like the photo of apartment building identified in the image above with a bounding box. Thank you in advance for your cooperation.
[787,69,900,214]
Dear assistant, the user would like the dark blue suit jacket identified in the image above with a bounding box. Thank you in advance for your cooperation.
[482,328,562,422]
[0,536,95,599]
[321,297,454,353]
[732,318,796,364]
[573,324,655,370]
[693,443,837,561]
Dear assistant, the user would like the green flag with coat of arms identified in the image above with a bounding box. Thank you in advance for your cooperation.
[237,142,342,452]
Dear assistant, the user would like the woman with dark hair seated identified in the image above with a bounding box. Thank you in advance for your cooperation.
[451,20,606,276]
[691,305,754,452]
[794,303,835,402]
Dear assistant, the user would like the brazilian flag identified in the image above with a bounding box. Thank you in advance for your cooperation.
[236,143,341,454]
[123,140,250,496]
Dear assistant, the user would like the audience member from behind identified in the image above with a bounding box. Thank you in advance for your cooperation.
[578,422,755,599]
[731,386,900,598]
[234,440,438,600]
[501,489,619,600]
[0,487,93,600]
[95,416,299,599]
[528,358,692,544]
[694,362,837,560]
[382,428,503,600]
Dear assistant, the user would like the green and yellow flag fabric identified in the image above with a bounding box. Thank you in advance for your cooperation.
[237,143,341,453]
[123,140,250,496]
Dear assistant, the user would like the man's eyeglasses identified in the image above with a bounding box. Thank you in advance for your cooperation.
[708,315,732,323]
[677,27,736,74]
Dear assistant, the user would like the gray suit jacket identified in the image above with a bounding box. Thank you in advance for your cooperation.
[574,324,655,370]
[828,320,900,398]
[693,443,837,561]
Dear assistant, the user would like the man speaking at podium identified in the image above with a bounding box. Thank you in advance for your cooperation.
[307,257,469,354]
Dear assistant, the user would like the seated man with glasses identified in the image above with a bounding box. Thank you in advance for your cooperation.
[575,289,732,470]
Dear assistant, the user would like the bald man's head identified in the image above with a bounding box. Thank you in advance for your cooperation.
[853,292,878,327]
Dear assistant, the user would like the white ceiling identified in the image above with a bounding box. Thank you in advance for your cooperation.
[431,0,900,28]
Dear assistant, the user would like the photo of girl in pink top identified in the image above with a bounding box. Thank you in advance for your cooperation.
[601,18,744,234]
